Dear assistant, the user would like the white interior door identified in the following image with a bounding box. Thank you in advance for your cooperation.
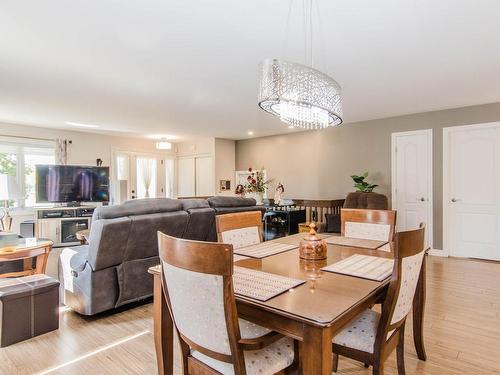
[392,129,433,249]
[445,123,500,260]
[195,156,214,196]
[177,157,195,197]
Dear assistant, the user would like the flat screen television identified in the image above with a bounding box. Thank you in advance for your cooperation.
[36,165,110,203]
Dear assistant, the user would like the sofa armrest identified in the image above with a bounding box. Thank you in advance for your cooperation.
[60,246,90,275]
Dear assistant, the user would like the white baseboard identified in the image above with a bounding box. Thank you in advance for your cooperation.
[428,248,449,257]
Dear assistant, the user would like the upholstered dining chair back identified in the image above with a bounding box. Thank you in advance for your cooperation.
[157,232,244,368]
[377,224,426,343]
[341,208,397,242]
[216,211,263,249]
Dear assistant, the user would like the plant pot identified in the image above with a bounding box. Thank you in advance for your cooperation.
[344,192,388,210]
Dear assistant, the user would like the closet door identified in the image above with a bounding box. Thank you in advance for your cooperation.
[177,157,195,197]
[195,156,214,197]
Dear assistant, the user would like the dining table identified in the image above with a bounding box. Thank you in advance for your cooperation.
[148,233,427,375]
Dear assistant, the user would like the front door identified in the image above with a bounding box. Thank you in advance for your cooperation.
[445,123,500,260]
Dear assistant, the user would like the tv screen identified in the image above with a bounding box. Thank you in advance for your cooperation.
[36,165,110,203]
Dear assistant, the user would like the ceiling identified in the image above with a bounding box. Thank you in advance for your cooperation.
[1,0,500,140]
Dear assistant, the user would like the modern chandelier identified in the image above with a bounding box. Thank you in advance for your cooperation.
[258,0,343,130]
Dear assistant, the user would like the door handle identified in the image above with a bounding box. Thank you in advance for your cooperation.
[451,198,461,202]
[418,197,426,202]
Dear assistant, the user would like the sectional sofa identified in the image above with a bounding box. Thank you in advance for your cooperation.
[59,196,264,315]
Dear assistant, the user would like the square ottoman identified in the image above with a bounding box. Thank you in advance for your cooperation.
[0,274,59,347]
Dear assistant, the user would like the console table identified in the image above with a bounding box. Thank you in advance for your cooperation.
[263,208,306,241]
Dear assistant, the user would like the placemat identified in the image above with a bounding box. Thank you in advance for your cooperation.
[234,242,298,259]
[233,266,305,301]
[321,254,394,281]
[325,236,388,250]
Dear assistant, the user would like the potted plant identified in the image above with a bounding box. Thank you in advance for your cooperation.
[346,172,388,209]
[244,167,272,205]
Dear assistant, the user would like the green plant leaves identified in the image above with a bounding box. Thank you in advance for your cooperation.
[351,172,377,192]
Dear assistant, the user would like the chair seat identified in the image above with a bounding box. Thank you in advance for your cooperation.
[239,319,271,339]
[192,337,294,375]
[333,309,380,353]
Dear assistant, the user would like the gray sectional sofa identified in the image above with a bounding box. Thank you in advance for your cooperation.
[59,196,264,315]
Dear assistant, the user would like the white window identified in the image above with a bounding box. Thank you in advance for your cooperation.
[0,137,55,207]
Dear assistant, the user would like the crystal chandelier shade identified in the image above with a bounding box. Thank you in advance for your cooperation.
[258,59,343,129]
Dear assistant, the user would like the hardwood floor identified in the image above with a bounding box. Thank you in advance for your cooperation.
[1,256,499,374]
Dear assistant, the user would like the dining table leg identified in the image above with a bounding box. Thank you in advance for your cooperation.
[153,272,174,375]
[301,325,333,375]
[412,254,427,361]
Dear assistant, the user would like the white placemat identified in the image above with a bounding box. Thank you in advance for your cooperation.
[234,242,298,259]
[233,266,305,301]
[325,236,388,250]
[321,254,394,281]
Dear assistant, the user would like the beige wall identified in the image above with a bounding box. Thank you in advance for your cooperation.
[214,138,236,196]
[0,122,161,166]
[236,102,500,249]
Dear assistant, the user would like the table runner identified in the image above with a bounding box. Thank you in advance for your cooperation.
[325,236,388,250]
[233,266,305,301]
[234,242,298,259]
[321,254,394,282]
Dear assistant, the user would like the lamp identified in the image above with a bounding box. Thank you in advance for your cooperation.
[156,138,172,150]
[0,174,23,232]
[258,0,343,129]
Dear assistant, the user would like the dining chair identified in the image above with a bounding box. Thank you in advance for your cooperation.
[341,208,397,243]
[216,211,263,249]
[332,224,426,375]
[158,232,297,375]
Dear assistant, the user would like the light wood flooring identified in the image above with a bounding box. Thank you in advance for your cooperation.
[1,256,499,374]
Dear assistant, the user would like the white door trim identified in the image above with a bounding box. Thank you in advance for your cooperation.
[442,121,500,257]
[391,129,433,249]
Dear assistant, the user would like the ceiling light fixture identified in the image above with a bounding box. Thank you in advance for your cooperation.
[65,121,100,129]
[258,0,343,130]
[247,131,254,136]
[156,138,172,150]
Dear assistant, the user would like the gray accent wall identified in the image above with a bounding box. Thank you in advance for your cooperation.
[236,102,500,249]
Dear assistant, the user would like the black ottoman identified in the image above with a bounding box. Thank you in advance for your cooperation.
[0,274,59,347]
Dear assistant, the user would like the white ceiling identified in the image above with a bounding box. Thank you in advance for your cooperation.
[1,0,500,140]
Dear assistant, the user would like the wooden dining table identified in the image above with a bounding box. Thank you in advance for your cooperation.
[148,233,427,375]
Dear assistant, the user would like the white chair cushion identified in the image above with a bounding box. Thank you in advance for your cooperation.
[345,222,391,242]
[221,226,260,250]
[239,319,271,339]
[333,309,380,353]
[191,337,294,375]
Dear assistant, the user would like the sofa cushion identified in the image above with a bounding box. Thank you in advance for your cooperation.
[207,196,256,208]
[92,198,184,220]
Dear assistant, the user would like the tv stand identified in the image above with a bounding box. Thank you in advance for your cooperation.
[35,206,97,247]
[65,202,82,207]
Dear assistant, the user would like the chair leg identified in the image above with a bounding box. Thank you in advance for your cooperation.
[179,339,190,374]
[396,326,406,375]
[332,353,339,373]
[373,362,384,375]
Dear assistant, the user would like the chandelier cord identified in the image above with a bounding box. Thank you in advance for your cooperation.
[282,0,294,61]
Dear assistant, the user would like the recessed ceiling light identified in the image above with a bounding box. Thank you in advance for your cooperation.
[156,138,172,150]
[65,121,100,129]
[247,131,254,136]
[148,134,178,140]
